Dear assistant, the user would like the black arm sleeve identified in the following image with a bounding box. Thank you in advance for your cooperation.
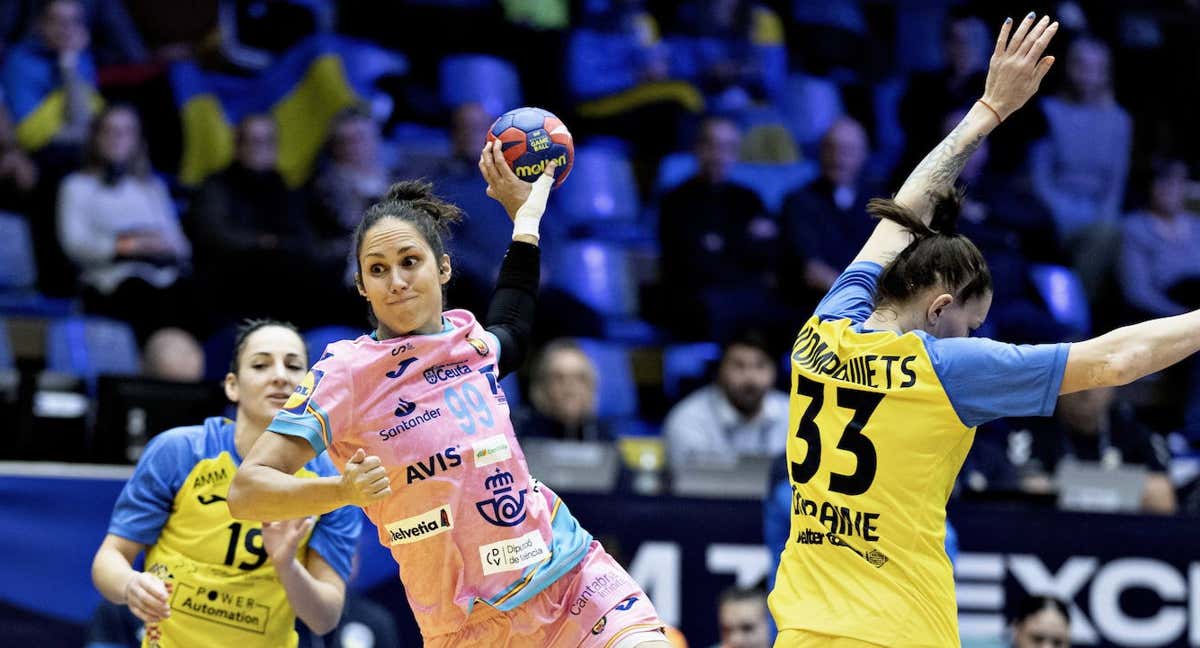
[484,240,540,378]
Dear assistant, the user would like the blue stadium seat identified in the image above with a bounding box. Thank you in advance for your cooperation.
[45,317,140,382]
[566,29,641,100]
[0,212,35,290]
[304,325,364,361]
[1029,264,1091,339]
[574,338,637,419]
[0,318,12,370]
[0,212,75,317]
[662,342,721,400]
[439,55,521,117]
[781,74,844,154]
[653,152,699,195]
[547,241,660,343]
[729,162,817,212]
[553,146,640,226]
[548,241,638,318]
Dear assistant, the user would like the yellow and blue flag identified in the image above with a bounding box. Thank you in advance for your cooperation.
[170,35,406,187]
[0,39,103,151]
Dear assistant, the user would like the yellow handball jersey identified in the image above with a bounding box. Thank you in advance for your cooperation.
[769,263,1069,647]
[106,417,360,648]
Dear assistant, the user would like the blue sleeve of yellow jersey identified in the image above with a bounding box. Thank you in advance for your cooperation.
[108,429,195,545]
[814,261,882,324]
[919,333,1071,428]
[304,456,361,583]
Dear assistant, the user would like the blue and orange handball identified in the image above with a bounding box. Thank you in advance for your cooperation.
[486,107,574,188]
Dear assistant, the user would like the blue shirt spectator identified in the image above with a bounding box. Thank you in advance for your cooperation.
[1030,37,1131,242]
[1119,159,1200,318]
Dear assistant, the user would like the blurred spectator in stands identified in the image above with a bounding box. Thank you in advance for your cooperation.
[0,97,37,213]
[0,0,147,66]
[657,116,782,342]
[665,329,787,468]
[142,327,204,382]
[715,585,771,648]
[779,117,876,309]
[189,114,342,329]
[1008,388,1176,515]
[0,0,99,155]
[1119,158,1200,318]
[513,339,616,442]
[666,0,787,109]
[1010,595,1070,648]
[1119,158,1200,445]
[312,106,391,282]
[942,108,1068,344]
[57,105,195,341]
[897,14,989,178]
[1030,36,1130,298]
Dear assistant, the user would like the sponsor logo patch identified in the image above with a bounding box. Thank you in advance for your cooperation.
[385,506,453,545]
[472,434,512,467]
[478,531,549,575]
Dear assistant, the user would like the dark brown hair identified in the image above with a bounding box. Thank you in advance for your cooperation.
[869,188,992,308]
[229,319,306,375]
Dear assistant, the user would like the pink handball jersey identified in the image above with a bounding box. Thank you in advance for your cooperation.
[267,311,650,641]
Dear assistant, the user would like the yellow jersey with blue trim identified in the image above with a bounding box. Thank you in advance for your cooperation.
[768,262,1069,647]
[106,417,361,648]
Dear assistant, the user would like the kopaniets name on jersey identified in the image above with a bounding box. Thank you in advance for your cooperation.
[793,324,919,390]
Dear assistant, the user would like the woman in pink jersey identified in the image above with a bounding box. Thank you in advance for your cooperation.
[228,144,670,648]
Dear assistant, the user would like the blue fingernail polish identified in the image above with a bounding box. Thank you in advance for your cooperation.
[1027,11,1035,18]
[1005,17,1012,24]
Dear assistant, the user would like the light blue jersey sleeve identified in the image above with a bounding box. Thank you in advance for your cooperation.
[304,454,362,583]
[108,428,196,545]
[916,332,1071,428]
[814,261,882,324]
[267,348,347,456]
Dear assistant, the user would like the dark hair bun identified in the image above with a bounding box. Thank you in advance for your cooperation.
[385,179,436,203]
[383,179,464,229]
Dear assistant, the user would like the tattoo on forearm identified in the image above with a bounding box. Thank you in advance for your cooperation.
[899,119,985,202]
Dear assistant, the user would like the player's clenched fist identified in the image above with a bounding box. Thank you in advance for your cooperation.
[340,448,392,506]
[124,571,170,624]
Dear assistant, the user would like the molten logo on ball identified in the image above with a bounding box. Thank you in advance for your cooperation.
[486,106,574,189]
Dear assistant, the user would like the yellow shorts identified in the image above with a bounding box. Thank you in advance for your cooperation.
[775,630,890,648]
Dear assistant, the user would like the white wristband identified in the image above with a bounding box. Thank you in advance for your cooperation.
[512,172,555,240]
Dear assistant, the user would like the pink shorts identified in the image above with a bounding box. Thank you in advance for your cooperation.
[425,541,666,648]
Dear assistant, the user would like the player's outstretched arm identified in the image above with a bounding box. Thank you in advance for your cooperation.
[853,12,1058,268]
[228,433,391,520]
[1062,309,1200,394]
